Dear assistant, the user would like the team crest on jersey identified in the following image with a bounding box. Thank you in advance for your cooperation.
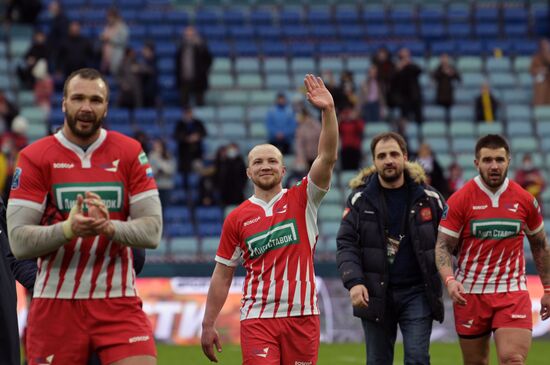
[53,182,124,212]
[138,151,148,165]
[470,219,521,239]
[11,167,22,190]
[245,219,300,259]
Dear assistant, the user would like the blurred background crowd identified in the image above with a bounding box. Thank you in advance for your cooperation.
[1,0,549,261]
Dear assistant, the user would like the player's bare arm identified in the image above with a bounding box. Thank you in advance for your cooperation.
[201,263,236,363]
[435,231,467,305]
[304,74,338,190]
[527,229,550,320]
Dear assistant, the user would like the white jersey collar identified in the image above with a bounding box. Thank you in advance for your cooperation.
[249,188,287,216]
[54,128,107,168]
[474,175,509,208]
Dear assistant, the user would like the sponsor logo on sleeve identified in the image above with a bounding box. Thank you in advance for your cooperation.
[11,167,22,190]
[138,151,149,165]
[146,167,154,178]
[441,204,448,220]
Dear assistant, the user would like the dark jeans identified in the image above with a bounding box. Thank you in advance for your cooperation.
[361,284,433,365]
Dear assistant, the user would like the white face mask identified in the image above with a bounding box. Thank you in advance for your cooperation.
[226,148,238,159]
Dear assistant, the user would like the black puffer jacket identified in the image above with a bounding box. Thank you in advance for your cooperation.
[336,162,445,323]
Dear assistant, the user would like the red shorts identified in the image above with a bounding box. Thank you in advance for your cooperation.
[26,297,156,365]
[453,291,532,337]
[241,315,320,365]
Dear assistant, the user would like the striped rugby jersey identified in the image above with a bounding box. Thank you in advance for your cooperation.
[439,176,543,294]
[8,129,158,299]
[216,176,326,320]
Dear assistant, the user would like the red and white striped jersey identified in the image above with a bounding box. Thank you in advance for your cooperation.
[8,129,158,299]
[216,176,326,321]
[439,176,543,294]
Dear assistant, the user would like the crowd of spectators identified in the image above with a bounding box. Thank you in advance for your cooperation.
[2,2,550,221]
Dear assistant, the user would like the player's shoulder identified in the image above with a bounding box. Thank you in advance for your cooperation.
[105,130,144,157]
[19,135,58,160]
[507,179,537,202]
[106,130,142,149]
[225,199,254,222]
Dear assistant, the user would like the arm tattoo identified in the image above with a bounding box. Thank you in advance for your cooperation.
[435,235,458,272]
[529,232,550,286]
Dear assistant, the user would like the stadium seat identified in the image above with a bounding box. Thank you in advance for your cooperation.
[249,91,277,106]
[219,90,249,106]
[318,203,345,221]
[423,136,449,154]
[319,57,344,73]
[477,121,503,135]
[450,121,476,137]
[264,58,288,74]
[236,74,263,89]
[249,122,267,139]
[221,122,247,139]
[510,136,538,153]
[457,57,483,73]
[506,105,532,120]
[291,58,317,74]
[507,120,534,137]
[235,57,261,74]
[170,237,199,256]
[451,105,473,121]
[201,237,221,257]
[266,74,291,90]
[513,56,532,73]
[534,106,550,121]
[217,106,245,123]
[421,121,447,137]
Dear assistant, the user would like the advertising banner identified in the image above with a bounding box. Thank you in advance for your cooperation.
[15,276,550,343]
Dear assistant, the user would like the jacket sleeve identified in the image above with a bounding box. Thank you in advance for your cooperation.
[0,199,37,291]
[336,190,367,290]
[132,248,146,275]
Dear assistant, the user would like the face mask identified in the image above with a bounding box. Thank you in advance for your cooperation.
[226,148,238,159]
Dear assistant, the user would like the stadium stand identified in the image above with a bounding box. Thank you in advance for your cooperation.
[1,0,549,263]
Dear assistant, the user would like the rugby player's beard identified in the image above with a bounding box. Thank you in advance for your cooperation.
[378,164,405,184]
[252,174,282,191]
[65,111,104,139]
[479,166,508,189]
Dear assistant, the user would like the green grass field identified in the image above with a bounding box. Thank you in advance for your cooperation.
[157,341,550,364]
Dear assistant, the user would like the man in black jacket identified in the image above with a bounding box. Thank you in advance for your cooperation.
[0,198,20,365]
[336,132,444,365]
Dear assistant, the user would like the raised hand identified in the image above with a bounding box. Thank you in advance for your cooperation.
[304,74,335,111]
[84,191,115,238]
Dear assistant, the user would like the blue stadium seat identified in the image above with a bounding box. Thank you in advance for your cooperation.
[250,10,274,26]
[256,26,282,41]
[195,9,221,25]
[393,24,418,38]
[306,9,332,24]
[389,9,415,23]
[229,26,255,41]
[261,42,287,57]
[318,43,345,56]
[344,41,371,55]
[503,7,528,24]
[337,24,364,40]
[366,24,391,38]
[209,41,232,57]
[505,24,528,37]
[420,23,446,40]
[164,206,191,223]
[137,10,165,25]
[197,222,222,237]
[279,8,302,25]
[362,8,386,24]
[474,8,499,22]
[166,222,195,237]
[310,24,337,40]
[507,121,533,136]
[233,42,260,57]
[288,42,316,57]
[335,8,359,24]
[281,25,310,40]
[475,23,500,38]
[447,23,472,39]
[419,8,445,23]
[165,11,189,27]
[222,8,246,26]
[506,105,531,120]
[431,41,456,56]
[457,40,484,55]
